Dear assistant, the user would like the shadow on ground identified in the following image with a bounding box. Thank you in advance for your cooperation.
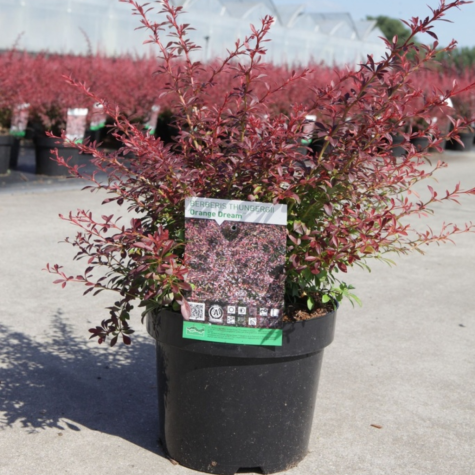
[0,309,165,456]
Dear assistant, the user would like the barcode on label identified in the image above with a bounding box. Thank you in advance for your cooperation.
[189,302,205,321]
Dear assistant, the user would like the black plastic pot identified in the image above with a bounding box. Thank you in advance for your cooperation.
[411,136,430,152]
[155,110,178,145]
[429,138,446,153]
[9,137,21,169]
[391,134,406,157]
[0,135,14,174]
[310,137,333,157]
[85,127,106,146]
[146,308,337,475]
[34,135,85,176]
[452,132,474,152]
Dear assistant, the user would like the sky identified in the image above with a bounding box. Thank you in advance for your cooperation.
[272,0,475,48]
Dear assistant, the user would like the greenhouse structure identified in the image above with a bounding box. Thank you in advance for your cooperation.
[0,0,387,66]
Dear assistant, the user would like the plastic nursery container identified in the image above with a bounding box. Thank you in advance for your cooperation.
[146,308,337,475]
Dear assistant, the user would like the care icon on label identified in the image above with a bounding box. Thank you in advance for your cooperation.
[259,308,269,316]
[248,317,257,326]
[227,305,236,314]
[227,315,236,325]
[237,315,246,326]
[209,304,224,323]
[238,306,247,315]
[270,308,279,317]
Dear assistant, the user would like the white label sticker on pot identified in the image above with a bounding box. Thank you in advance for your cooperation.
[66,108,88,142]
[144,105,160,135]
[302,114,316,144]
[10,103,30,137]
[90,103,107,131]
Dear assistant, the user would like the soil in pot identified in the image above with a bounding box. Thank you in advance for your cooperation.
[147,307,337,475]
[0,135,14,174]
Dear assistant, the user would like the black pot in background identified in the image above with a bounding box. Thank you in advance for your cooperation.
[310,137,333,157]
[9,137,21,169]
[33,135,85,176]
[147,308,337,475]
[452,132,475,152]
[391,134,406,157]
[411,136,430,152]
[429,138,446,153]
[155,110,178,145]
[84,127,107,146]
[99,126,125,150]
[0,135,14,174]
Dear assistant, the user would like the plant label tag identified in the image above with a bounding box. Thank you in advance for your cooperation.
[10,103,30,137]
[66,108,88,142]
[144,105,160,135]
[90,103,107,131]
[301,114,316,145]
[183,197,287,346]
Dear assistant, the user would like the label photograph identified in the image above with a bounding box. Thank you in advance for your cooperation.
[183,197,287,346]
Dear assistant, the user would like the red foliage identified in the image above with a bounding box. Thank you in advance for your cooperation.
[42,0,475,345]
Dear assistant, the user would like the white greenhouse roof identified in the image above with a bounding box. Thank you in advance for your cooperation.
[0,0,387,66]
[275,5,306,28]
[222,2,270,20]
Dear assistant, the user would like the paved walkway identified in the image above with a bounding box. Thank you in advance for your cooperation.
[0,147,474,474]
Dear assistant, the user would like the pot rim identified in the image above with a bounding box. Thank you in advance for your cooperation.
[146,307,337,359]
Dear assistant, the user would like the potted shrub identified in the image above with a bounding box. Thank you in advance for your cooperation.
[450,92,475,150]
[405,68,452,153]
[90,54,169,150]
[0,51,33,173]
[434,63,475,150]
[31,108,89,176]
[27,53,94,175]
[47,0,475,473]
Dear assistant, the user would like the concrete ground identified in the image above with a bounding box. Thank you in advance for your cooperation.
[0,147,474,475]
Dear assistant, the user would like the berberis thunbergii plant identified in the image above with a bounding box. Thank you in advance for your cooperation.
[47,0,475,345]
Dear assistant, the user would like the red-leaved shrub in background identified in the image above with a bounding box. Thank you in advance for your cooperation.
[0,50,37,133]
[27,53,94,134]
[1,43,474,141]
[446,66,475,120]
[0,51,172,137]
[44,0,475,345]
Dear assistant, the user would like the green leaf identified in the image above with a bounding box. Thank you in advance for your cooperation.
[307,296,315,311]
[322,294,331,303]
[348,293,362,307]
